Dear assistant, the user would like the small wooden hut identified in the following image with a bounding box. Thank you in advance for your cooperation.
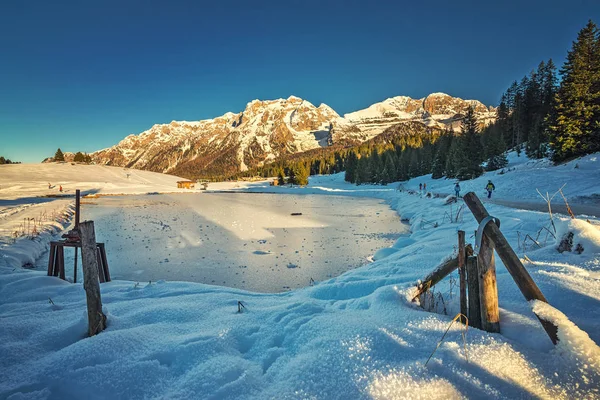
[177,180,196,189]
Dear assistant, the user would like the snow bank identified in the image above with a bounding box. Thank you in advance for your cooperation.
[532,300,600,397]
[554,218,600,254]
[1,155,600,398]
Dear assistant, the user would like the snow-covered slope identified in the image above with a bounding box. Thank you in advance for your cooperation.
[1,154,599,398]
[91,93,496,178]
[92,96,340,177]
[0,162,193,200]
[335,92,496,140]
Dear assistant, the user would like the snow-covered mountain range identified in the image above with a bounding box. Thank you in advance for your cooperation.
[89,93,496,177]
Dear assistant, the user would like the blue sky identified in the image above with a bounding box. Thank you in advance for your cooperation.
[1,0,598,163]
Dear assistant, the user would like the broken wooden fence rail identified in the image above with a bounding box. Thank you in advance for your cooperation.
[411,243,473,303]
[462,192,559,344]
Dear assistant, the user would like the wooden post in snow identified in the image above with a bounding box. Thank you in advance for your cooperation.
[463,192,558,344]
[466,255,482,329]
[477,230,500,333]
[458,231,467,319]
[79,221,107,336]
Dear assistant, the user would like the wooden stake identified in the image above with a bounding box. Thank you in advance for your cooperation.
[73,247,78,284]
[478,232,500,332]
[458,231,467,319]
[463,192,558,344]
[79,221,107,336]
[75,189,80,227]
[466,256,482,329]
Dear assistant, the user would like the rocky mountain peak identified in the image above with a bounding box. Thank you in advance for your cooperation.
[90,92,496,179]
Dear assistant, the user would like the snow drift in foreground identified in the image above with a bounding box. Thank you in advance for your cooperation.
[1,153,600,399]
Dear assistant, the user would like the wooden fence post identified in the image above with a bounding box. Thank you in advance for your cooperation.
[466,256,482,329]
[458,231,467,319]
[463,192,558,344]
[79,221,107,336]
[478,232,500,333]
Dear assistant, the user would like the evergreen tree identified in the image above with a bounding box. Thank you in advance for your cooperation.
[431,128,453,179]
[73,151,85,162]
[277,169,286,186]
[550,20,600,161]
[454,106,484,179]
[369,150,382,183]
[344,151,358,182]
[380,151,396,185]
[54,148,65,162]
[294,163,309,186]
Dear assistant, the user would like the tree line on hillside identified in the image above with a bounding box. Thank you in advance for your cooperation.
[52,148,92,163]
[227,20,600,185]
[0,156,20,164]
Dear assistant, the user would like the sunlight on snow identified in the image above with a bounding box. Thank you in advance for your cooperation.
[173,193,327,240]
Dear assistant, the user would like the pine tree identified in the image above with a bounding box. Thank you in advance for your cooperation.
[277,169,286,186]
[54,148,65,162]
[380,151,396,185]
[550,20,600,161]
[73,151,85,162]
[369,150,382,183]
[454,106,484,179]
[344,151,358,182]
[294,163,309,186]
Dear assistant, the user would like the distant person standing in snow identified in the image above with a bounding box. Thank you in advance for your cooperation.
[419,183,422,192]
[454,182,460,198]
[423,183,427,192]
[485,180,495,199]
[59,185,63,192]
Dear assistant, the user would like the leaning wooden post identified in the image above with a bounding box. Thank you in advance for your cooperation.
[478,231,500,332]
[463,192,558,344]
[458,231,467,320]
[79,221,107,336]
[466,256,482,329]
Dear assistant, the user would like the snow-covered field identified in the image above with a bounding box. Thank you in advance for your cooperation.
[1,155,600,399]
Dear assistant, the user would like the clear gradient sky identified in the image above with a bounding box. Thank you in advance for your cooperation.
[1,0,598,163]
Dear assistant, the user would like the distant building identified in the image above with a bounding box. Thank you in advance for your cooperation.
[177,181,196,189]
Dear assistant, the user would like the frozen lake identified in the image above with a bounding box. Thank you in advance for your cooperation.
[39,193,407,292]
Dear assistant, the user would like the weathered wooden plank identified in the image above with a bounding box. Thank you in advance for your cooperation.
[412,257,459,302]
[58,246,65,280]
[467,255,482,329]
[99,243,111,282]
[47,243,56,276]
[73,247,78,284]
[458,230,467,319]
[463,192,558,344]
[75,189,80,227]
[478,233,500,333]
[79,221,107,337]
[96,247,105,283]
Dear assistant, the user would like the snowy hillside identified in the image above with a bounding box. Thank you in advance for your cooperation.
[337,92,496,139]
[1,154,599,399]
[92,96,340,177]
[0,162,192,200]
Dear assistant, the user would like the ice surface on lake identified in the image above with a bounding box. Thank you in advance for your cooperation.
[42,193,406,292]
